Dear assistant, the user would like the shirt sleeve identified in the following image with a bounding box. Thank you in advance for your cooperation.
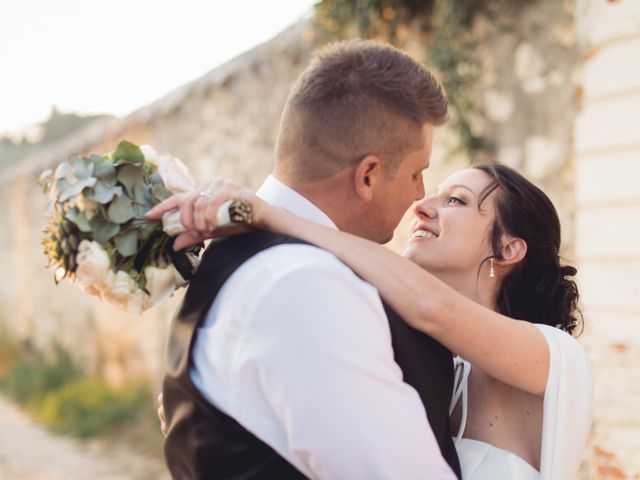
[535,324,594,480]
[231,255,456,479]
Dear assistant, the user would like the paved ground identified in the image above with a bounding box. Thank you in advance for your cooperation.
[0,395,169,480]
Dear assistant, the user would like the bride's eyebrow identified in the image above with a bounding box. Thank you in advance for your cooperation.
[448,184,478,198]
[431,184,478,198]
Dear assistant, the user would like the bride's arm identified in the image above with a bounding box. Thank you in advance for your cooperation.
[264,205,549,396]
[145,181,549,396]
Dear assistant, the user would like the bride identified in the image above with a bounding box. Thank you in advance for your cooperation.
[149,162,593,479]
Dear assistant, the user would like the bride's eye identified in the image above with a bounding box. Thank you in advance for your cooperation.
[447,196,467,206]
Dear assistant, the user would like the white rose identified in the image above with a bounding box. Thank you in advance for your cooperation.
[102,270,137,309]
[161,210,186,236]
[125,288,152,314]
[75,240,110,291]
[140,144,158,164]
[76,194,100,220]
[144,265,178,305]
[157,154,196,194]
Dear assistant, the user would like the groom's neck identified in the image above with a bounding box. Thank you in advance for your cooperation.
[273,170,366,238]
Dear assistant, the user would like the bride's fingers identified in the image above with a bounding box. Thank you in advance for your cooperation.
[193,195,212,232]
[146,195,181,219]
[178,194,198,232]
[203,186,242,230]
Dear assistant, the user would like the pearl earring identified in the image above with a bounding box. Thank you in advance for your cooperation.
[489,258,495,279]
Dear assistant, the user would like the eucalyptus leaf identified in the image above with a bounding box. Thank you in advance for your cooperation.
[148,172,164,185]
[58,177,97,202]
[90,216,121,243]
[54,162,71,180]
[114,229,139,257]
[107,194,135,223]
[113,140,144,166]
[152,182,172,202]
[93,158,116,181]
[65,207,79,223]
[117,164,145,196]
[74,210,93,232]
[69,155,94,180]
[87,181,123,204]
[132,202,147,218]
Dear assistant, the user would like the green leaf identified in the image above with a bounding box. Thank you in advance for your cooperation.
[69,155,95,180]
[58,177,97,202]
[116,164,145,196]
[112,141,144,167]
[151,182,172,202]
[86,181,122,204]
[76,212,92,232]
[148,172,164,185]
[54,162,71,180]
[65,207,92,232]
[65,207,79,222]
[92,156,116,181]
[107,194,135,224]
[90,216,121,244]
[114,229,139,257]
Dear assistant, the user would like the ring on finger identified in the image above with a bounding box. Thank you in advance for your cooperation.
[199,191,214,199]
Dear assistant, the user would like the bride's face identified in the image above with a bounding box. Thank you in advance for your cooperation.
[403,168,497,277]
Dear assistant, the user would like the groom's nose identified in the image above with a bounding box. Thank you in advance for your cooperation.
[415,176,426,200]
[413,197,437,219]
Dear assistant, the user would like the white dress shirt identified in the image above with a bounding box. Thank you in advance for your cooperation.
[190,175,455,479]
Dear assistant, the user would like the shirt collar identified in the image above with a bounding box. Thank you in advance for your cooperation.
[256,175,337,230]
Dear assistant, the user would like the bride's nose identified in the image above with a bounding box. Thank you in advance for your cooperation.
[413,197,437,219]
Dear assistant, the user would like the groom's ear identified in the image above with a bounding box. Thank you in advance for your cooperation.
[354,155,383,202]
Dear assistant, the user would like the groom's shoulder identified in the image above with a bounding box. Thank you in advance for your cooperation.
[214,234,374,295]
[247,240,355,282]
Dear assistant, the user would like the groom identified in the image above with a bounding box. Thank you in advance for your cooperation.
[159,40,460,479]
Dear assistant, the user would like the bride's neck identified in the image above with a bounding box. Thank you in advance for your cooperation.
[433,271,498,311]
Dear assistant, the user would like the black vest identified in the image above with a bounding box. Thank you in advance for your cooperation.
[163,231,461,479]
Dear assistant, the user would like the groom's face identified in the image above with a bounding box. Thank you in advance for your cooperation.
[370,123,433,243]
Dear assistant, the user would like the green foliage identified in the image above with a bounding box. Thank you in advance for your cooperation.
[429,0,486,157]
[0,344,80,404]
[0,341,149,439]
[314,0,432,41]
[37,379,147,438]
[313,0,497,159]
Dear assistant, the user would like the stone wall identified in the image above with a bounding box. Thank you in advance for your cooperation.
[573,1,640,478]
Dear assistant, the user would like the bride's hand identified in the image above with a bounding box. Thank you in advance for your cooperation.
[145,178,268,250]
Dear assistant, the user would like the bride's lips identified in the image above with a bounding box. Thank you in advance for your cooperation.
[410,224,440,240]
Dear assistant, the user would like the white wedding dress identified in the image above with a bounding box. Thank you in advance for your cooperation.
[449,324,594,480]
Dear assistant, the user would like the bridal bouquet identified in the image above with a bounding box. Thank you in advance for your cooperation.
[38,140,202,314]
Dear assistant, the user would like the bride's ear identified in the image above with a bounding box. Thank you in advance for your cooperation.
[497,235,527,267]
[354,155,382,202]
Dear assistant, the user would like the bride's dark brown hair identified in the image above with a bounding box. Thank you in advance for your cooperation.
[475,162,583,336]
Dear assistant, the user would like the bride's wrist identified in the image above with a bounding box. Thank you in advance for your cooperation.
[258,204,287,233]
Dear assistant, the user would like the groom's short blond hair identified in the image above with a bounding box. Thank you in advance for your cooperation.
[275,40,447,182]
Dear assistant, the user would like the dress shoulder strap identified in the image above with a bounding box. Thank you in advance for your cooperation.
[449,356,472,445]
